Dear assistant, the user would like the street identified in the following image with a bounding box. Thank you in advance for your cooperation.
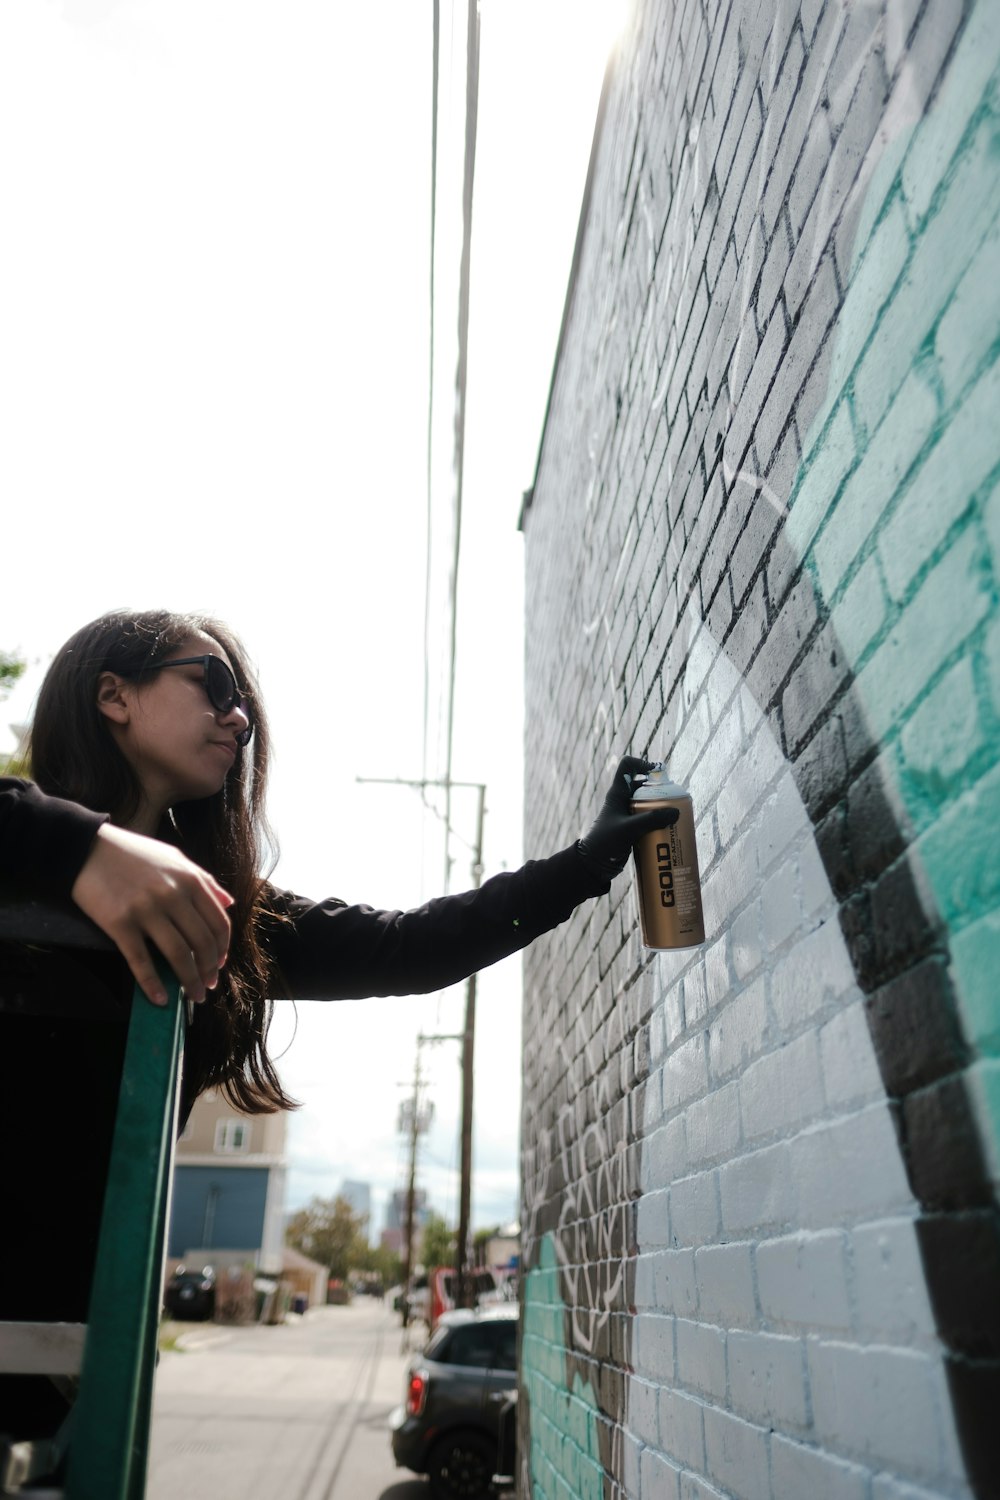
[147,1298,428,1500]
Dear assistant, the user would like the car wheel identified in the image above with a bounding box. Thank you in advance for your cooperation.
[427,1429,496,1500]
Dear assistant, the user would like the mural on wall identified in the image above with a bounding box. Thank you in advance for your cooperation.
[520,1,1000,1496]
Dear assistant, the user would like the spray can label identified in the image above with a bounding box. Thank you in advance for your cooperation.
[630,768,705,950]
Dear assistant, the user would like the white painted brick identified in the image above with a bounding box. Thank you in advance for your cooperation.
[761,855,802,950]
[799,835,833,917]
[675,1317,727,1401]
[670,1170,721,1247]
[793,1105,914,1227]
[640,1446,681,1500]
[634,1250,662,1309]
[703,933,732,1012]
[851,1218,938,1344]
[627,1374,660,1445]
[719,1139,796,1236]
[663,1032,710,1112]
[740,695,789,786]
[757,773,811,872]
[646,1113,688,1186]
[730,898,763,979]
[708,977,771,1081]
[703,1406,770,1500]
[770,1434,869,1500]
[727,1328,808,1429]
[679,1474,729,1500]
[871,1475,972,1500]
[684,1080,742,1166]
[694,1241,757,1327]
[819,999,884,1109]
[716,754,760,847]
[682,960,710,1027]
[771,919,855,1031]
[706,823,762,922]
[622,1429,643,1498]
[652,1248,699,1317]
[635,1187,671,1247]
[634,1311,676,1381]
[756,1230,852,1332]
[740,1030,824,1142]
[658,1385,706,1472]
[808,1340,949,1477]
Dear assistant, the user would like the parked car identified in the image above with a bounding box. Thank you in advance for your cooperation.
[163,1264,216,1321]
[406,1266,507,1328]
[390,1304,518,1499]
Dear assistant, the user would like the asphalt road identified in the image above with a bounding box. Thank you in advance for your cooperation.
[147,1298,430,1500]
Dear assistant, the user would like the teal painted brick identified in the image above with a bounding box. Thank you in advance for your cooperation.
[935,219,1000,403]
[950,911,1000,1054]
[854,109,1000,438]
[787,400,857,569]
[560,1429,581,1493]
[916,756,1000,927]
[577,1452,604,1500]
[562,1392,593,1450]
[829,553,889,666]
[900,0,1000,224]
[812,366,939,601]
[900,655,984,802]
[879,354,1000,601]
[854,526,992,742]
[983,607,1000,726]
[983,476,1000,578]
[804,192,911,456]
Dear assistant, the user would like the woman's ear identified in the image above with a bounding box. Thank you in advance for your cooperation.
[96,671,131,725]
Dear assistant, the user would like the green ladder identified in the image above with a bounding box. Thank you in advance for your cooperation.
[0,901,185,1500]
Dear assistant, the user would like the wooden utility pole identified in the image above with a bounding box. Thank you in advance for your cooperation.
[455,779,485,1310]
[399,1046,435,1328]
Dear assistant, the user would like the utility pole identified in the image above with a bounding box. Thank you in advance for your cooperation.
[359,774,486,1311]
[455,778,485,1309]
[398,1046,433,1327]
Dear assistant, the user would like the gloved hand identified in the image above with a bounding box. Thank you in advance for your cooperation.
[578,755,679,880]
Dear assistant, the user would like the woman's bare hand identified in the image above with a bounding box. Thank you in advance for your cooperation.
[70,823,234,1006]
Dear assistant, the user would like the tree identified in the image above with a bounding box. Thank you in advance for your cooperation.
[0,651,28,777]
[420,1212,456,1270]
[285,1195,369,1280]
[0,652,24,701]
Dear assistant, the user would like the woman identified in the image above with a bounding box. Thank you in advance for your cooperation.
[1,608,676,1117]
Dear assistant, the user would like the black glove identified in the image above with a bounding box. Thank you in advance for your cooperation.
[578,756,680,880]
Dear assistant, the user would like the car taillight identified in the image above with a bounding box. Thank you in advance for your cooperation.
[406,1370,429,1417]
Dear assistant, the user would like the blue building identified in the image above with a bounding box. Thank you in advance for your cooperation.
[167,1090,288,1276]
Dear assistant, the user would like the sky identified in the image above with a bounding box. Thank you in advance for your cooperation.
[0,0,625,1241]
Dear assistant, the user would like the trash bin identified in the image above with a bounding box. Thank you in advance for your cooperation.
[293,1294,308,1315]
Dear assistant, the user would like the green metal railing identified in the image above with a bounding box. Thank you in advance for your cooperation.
[0,902,184,1499]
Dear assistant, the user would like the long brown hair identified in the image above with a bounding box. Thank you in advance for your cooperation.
[31,609,296,1114]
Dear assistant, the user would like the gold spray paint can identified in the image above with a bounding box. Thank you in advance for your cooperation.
[630,767,706,950]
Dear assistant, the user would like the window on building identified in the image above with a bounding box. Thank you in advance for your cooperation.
[215,1119,250,1154]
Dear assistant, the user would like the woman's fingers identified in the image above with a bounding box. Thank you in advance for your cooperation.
[70,823,234,1005]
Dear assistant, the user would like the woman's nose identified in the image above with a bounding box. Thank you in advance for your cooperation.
[220,700,251,736]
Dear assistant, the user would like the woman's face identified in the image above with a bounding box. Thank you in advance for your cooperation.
[98,629,251,828]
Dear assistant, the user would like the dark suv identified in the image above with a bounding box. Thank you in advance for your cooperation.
[389,1305,517,1498]
[163,1265,216,1321]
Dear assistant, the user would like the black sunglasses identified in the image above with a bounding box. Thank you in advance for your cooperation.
[156,655,254,747]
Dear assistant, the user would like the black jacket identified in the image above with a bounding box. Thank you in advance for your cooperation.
[0,775,610,999]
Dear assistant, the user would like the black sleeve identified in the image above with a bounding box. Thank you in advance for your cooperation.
[261,842,612,1001]
[0,777,110,895]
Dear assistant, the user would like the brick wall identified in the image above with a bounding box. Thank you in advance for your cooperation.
[519,2,1000,1496]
